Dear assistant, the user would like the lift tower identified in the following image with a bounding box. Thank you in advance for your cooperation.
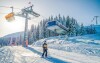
[94,16,99,25]
[16,5,40,47]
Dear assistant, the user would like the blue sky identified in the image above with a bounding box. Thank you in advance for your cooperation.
[0,0,100,37]
[33,0,100,25]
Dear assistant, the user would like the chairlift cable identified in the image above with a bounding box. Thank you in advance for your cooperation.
[0,12,21,15]
[0,6,21,10]
[0,12,8,14]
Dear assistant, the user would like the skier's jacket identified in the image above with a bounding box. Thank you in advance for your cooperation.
[43,43,47,50]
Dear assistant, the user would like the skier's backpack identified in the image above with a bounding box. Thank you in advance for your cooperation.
[43,43,47,49]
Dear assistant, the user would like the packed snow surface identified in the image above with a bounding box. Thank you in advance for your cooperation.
[0,46,100,63]
[0,34,100,63]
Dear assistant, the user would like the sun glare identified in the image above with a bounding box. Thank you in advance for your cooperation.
[4,17,25,33]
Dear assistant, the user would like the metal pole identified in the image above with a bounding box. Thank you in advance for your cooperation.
[95,16,99,25]
[96,16,98,25]
[10,6,13,13]
[24,13,28,47]
[15,5,40,47]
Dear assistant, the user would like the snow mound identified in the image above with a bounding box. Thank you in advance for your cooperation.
[33,34,100,57]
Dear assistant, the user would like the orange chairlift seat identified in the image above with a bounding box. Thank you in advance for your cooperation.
[5,12,15,21]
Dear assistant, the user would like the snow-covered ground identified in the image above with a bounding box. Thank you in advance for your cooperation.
[0,34,100,63]
[33,34,100,57]
[0,45,100,63]
[0,46,49,63]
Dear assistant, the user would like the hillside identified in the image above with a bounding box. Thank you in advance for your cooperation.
[3,32,24,38]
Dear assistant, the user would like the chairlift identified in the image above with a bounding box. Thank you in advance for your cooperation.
[5,12,15,22]
[46,21,68,34]
[5,7,15,22]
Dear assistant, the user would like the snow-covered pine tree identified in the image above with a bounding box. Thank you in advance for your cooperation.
[62,16,66,26]
[36,24,40,40]
[79,23,85,35]
[29,15,80,41]
[39,21,43,39]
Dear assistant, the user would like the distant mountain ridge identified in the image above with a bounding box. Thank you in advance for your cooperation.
[3,32,24,38]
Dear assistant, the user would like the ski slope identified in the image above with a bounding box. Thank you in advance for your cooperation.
[0,34,100,63]
[33,34,100,57]
[0,46,100,63]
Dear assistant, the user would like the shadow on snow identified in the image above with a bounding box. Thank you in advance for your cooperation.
[24,46,70,63]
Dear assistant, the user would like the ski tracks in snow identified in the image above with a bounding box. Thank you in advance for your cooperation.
[28,46,100,63]
[0,46,100,63]
[0,46,14,63]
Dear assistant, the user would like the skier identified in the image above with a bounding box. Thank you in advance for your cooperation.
[42,41,48,58]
